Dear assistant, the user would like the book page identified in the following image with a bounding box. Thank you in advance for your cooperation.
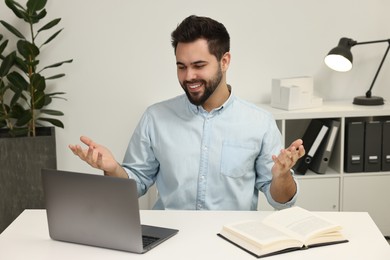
[262,207,341,242]
[222,220,302,247]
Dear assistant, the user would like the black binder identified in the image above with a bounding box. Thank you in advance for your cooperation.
[294,120,329,175]
[381,121,390,171]
[309,119,340,174]
[344,121,364,173]
[364,121,382,172]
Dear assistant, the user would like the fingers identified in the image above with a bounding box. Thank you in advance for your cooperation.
[272,140,306,177]
[97,152,103,167]
[289,139,303,148]
[273,146,301,168]
[80,136,95,147]
[279,149,295,166]
[68,144,83,157]
[86,146,94,161]
[297,144,305,158]
[68,142,100,167]
[68,144,76,153]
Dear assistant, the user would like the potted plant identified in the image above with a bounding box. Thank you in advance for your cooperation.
[0,0,72,233]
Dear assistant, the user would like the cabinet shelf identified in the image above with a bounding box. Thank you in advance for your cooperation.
[257,100,390,236]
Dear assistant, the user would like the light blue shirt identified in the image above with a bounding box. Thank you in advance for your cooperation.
[122,91,298,210]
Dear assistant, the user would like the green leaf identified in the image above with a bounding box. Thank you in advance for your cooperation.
[5,0,27,19]
[42,92,67,106]
[0,51,16,77]
[31,73,46,92]
[0,39,8,55]
[14,108,32,127]
[17,40,40,60]
[41,28,63,46]
[41,59,73,71]
[30,9,47,24]
[6,0,27,12]
[0,21,26,39]
[14,56,29,73]
[7,71,29,91]
[0,79,7,94]
[43,96,51,106]
[27,0,47,13]
[37,117,64,128]
[10,90,22,107]
[38,18,61,33]
[46,91,66,97]
[10,103,25,115]
[40,109,64,116]
[46,73,65,80]
[33,89,45,109]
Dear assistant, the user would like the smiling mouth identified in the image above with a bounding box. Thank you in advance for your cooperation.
[186,81,204,92]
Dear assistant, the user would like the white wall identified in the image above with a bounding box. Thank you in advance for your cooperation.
[1,0,390,208]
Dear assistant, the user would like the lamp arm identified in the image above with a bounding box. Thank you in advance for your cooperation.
[355,39,389,46]
[365,40,390,98]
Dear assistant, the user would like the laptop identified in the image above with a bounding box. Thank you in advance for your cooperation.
[41,169,178,253]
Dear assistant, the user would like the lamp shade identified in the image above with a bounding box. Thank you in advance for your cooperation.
[324,38,356,72]
[324,37,389,106]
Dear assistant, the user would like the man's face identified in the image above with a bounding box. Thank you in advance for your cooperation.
[175,39,223,106]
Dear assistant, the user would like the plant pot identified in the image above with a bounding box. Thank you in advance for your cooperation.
[0,127,57,233]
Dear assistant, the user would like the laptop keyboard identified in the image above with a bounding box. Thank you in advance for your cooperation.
[142,235,159,248]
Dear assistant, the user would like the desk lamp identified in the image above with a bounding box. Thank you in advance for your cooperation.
[324,37,390,105]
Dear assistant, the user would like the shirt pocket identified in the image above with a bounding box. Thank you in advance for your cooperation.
[220,141,257,178]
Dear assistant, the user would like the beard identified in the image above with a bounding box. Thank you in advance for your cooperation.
[181,66,223,106]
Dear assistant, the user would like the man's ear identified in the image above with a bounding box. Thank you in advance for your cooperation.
[220,52,231,72]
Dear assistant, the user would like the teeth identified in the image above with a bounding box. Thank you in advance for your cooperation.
[189,84,201,89]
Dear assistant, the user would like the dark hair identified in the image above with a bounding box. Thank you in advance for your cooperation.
[171,15,230,60]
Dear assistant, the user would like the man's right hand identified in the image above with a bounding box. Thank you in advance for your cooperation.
[69,136,128,178]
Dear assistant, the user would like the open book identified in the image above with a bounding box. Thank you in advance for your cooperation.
[218,206,348,258]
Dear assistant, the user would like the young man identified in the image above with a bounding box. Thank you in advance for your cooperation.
[69,15,305,210]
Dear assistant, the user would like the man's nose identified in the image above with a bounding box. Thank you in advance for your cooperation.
[185,68,197,81]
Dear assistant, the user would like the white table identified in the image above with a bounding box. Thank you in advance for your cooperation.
[1,210,389,259]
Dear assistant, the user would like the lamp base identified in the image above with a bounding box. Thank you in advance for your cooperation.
[353,96,384,105]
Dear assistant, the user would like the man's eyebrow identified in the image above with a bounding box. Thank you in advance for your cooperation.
[176,60,208,66]
[192,60,207,65]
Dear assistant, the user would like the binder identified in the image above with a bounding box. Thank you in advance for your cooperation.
[364,121,382,172]
[309,119,340,174]
[344,121,364,173]
[294,119,329,175]
[382,121,390,171]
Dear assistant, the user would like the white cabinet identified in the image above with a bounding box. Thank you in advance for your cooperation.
[296,177,340,211]
[258,101,390,235]
[343,174,390,236]
[258,177,340,212]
